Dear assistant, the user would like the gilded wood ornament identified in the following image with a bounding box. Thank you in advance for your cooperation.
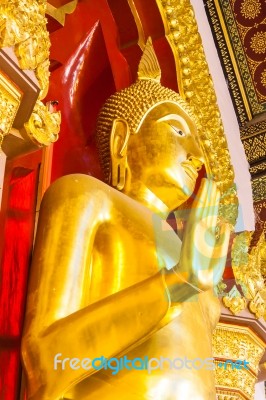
[213,323,265,400]
[0,70,22,137]
[46,0,78,27]
[0,0,60,146]
[24,100,61,146]
[155,0,238,226]
[222,285,247,315]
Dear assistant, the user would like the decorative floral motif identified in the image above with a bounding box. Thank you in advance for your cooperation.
[261,69,266,86]
[240,0,261,20]
[250,31,266,54]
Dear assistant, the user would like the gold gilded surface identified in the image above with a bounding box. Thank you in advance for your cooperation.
[155,0,238,226]
[0,0,60,145]
[0,69,22,140]
[22,40,230,400]
[212,323,265,400]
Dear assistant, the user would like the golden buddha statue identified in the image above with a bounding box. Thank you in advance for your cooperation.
[21,39,230,400]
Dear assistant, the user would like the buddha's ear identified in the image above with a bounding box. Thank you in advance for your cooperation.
[110,118,130,190]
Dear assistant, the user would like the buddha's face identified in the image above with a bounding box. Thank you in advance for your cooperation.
[126,101,204,210]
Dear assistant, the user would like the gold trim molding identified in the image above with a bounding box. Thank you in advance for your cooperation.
[216,390,248,400]
[0,0,60,147]
[155,0,238,226]
[213,323,265,400]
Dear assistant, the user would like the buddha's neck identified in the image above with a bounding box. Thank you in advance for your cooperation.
[123,183,170,218]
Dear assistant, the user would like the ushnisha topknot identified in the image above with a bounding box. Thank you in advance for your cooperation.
[96,38,198,183]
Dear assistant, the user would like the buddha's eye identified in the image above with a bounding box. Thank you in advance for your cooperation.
[169,124,186,137]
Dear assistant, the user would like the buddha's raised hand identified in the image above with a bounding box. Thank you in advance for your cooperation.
[177,178,230,291]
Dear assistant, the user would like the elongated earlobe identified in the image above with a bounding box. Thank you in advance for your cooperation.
[110,119,130,190]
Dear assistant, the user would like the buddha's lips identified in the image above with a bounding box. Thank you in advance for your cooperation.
[181,161,198,181]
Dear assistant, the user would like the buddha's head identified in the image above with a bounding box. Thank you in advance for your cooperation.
[96,39,204,214]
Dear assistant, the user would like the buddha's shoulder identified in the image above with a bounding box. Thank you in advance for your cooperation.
[43,174,113,200]
[42,174,135,211]
[42,174,157,222]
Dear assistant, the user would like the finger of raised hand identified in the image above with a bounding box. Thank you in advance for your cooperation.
[208,186,220,234]
[189,178,208,219]
[211,223,231,260]
[209,223,231,286]
[189,179,218,226]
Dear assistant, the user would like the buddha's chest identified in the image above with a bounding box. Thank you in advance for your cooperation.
[88,222,164,304]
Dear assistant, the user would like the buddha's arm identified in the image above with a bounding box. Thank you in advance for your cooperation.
[22,273,168,400]
[22,175,170,400]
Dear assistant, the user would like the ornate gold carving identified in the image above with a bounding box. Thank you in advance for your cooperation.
[155,0,238,226]
[240,0,262,20]
[213,323,265,400]
[249,290,266,319]
[215,360,256,399]
[231,231,266,319]
[222,286,247,315]
[0,0,50,94]
[24,100,61,146]
[0,0,61,146]
[46,0,78,27]
[0,70,22,136]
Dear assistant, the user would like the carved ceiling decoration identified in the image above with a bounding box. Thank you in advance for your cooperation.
[204,0,266,124]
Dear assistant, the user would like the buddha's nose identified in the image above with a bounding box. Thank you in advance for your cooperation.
[187,155,204,171]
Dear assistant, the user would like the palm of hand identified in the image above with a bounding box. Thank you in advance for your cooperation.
[178,178,230,290]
